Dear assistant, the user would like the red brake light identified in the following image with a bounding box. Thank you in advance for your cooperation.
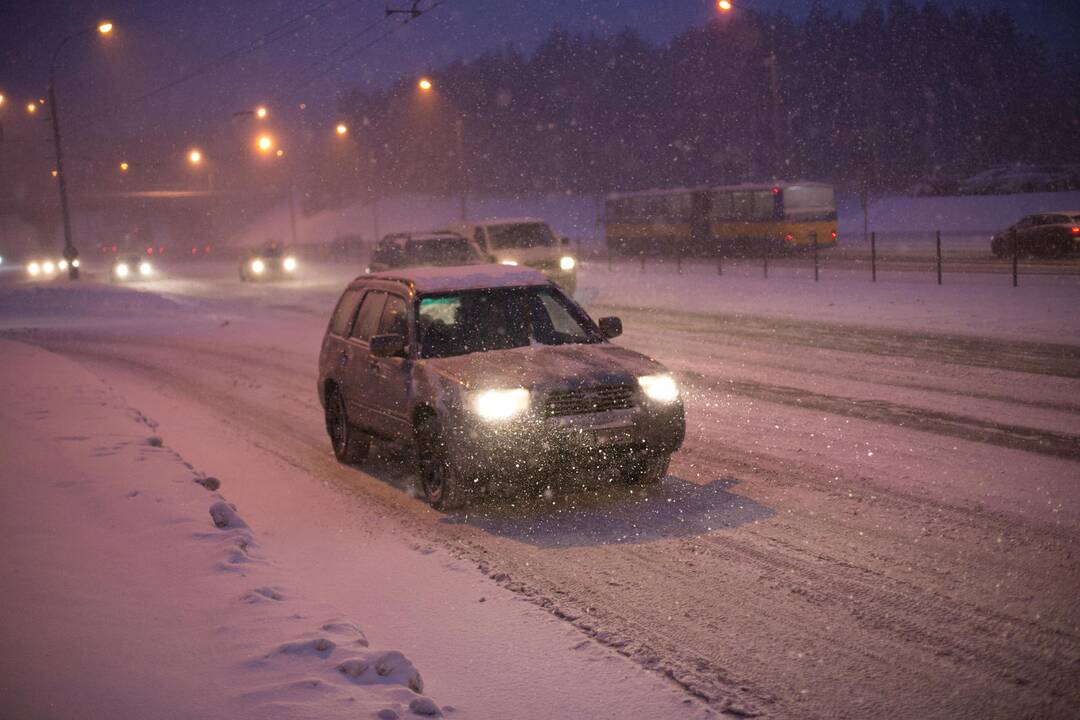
[146,247,153,254]
[784,233,794,242]
[831,231,837,239]
[111,244,117,252]
[1071,227,1079,234]
[771,186,780,195]
[204,245,211,253]
[191,247,198,255]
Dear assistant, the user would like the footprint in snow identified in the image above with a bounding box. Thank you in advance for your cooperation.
[209,501,247,529]
[242,587,284,603]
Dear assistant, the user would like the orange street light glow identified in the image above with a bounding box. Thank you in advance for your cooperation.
[98,21,113,34]
[718,0,733,11]
[335,123,348,136]
[0,94,5,106]
[276,149,284,157]
[256,106,268,119]
[256,134,274,152]
[27,102,37,114]
[418,77,433,92]
[189,149,202,165]
[51,169,58,177]
[120,161,129,172]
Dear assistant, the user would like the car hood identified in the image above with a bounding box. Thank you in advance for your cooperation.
[423,342,667,391]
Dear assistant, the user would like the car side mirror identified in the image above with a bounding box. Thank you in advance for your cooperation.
[598,316,622,339]
[370,333,406,358]
[561,236,571,246]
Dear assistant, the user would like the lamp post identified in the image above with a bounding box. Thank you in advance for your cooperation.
[49,20,113,279]
[417,77,467,221]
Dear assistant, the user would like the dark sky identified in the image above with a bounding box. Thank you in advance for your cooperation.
[1,0,1077,157]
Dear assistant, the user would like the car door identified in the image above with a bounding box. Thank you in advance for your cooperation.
[342,290,387,427]
[321,287,365,394]
[367,293,413,438]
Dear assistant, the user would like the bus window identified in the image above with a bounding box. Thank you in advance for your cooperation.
[784,185,836,219]
[752,190,777,219]
[710,191,733,220]
[732,192,752,221]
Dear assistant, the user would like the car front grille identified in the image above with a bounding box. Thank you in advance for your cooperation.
[543,384,635,417]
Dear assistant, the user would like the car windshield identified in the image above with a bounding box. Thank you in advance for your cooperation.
[417,286,602,359]
[404,238,481,266]
[487,223,555,249]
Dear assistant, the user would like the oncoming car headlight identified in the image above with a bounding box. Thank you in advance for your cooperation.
[72,259,80,268]
[115,263,129,278]
[283,256,297,272]
[42,261,56,274]
[251,259,266,274]
[560,255,576,271]
[28,262,41,277]
[499,259,518,266]
[58,259,69,271]
[139,262,153,277]
[638,374,679,403]
[473,388,530,421]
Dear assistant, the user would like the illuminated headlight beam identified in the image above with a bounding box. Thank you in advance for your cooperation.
[560,255,576,271]
[638,374,679,402]
[283,256,297,272]
[115,263,129,278]
[139,262,153,277]
[473,388,530,421]
[251,259,266,274]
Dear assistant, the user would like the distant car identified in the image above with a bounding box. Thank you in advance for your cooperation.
[240,244,298,281]
[111,254,154,282]
[367,232,487,273]
[317,264,685,509]
[25,256,76,279]
[444,218,577,295]
[991,212,1080,258]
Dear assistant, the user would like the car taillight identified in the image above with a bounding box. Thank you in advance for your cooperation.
[1071,227,1079,235]
[831,230,837,240]
[784,233,794,242]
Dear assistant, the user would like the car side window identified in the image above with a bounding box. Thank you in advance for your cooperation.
[379,295,409,338]
[329,289,363,336]
[473,227,486,247]
[351,291,386,342]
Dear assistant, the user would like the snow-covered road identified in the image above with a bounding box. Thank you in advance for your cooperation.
[2,259,1078,719]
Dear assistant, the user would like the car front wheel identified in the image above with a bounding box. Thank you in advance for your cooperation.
[623,453,670,486]
[325,389,370,464]
[415,416,470,510]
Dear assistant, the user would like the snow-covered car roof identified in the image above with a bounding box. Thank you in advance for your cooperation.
[364,264,549,294]
[464,218,546,228]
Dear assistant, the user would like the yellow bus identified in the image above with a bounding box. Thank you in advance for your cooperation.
[605,181,837,256]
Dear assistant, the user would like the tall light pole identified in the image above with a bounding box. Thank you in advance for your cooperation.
[417,77,467,221]
[49,20,113,279]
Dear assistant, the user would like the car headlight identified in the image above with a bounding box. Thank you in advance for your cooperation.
[72,259,80,268]
[560,255,576,271]
[499,259,518,266]
[42,261,56,274]
[283,256,297,272]
[638,374,679,402]
[473,388,530,421]
[251,259,265,274]
[139,262,153,276]
[28,262,41,276]
[115,263,129,278]
[58,259,69,271]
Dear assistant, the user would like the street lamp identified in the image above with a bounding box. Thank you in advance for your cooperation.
[189,149,202,165]
[119,161,129,172]
[27,102,38,114]
[717,0,733,11]
[416,76,467,220]
[418,77,433,93]
[256,105,268,119]
[49,19,114,279]
[335,123,348,137]
[256,134,274,153]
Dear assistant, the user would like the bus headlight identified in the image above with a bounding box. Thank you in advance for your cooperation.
[42,261,56,274]
[115,263,129,278]
[72,259,80,268]
[251,259,265,274]
[58,259,69,271]
[473,388,530,421]
[638,374,679,403]
[139,262,153,277]
[283,256,297,272]
[28,262,41,276]
[560,256,576,271]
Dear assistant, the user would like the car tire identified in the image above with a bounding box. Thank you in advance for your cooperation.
[623,453,670,486]
[415,416,470,510]
[325,388,370,465]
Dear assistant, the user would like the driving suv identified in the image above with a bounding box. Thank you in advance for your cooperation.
[444,219,577,295]
[367,231,487,272]
[317,264,684,509]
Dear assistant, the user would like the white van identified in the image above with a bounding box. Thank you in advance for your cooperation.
[444,218,577,295]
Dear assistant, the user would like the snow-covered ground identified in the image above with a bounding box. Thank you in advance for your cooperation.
[1,256,1078,720]
[0,288,715,719]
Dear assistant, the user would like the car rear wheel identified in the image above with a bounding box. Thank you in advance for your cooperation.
[325,389,369,464]
[623,453,670,486]
[415,417,469,510]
